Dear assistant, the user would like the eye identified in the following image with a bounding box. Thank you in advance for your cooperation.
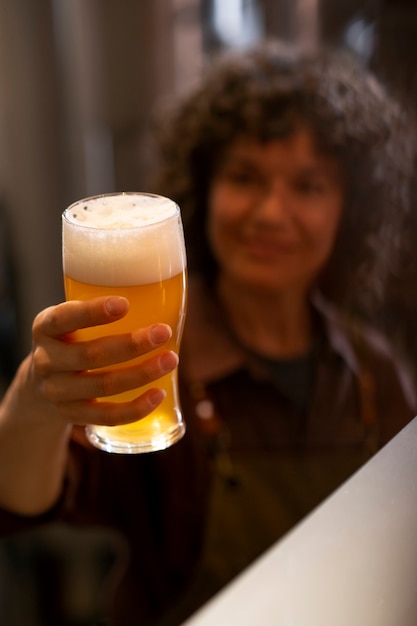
[230,171,257,186]
[293,178,327,195]
[224,168,259,186]
[221,167,261,187]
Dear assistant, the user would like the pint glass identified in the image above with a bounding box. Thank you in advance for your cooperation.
[62,192,187,454]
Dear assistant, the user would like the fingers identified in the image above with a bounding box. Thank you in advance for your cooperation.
[33,321,173,376]
[32,296,130,340]
[41,350,179,404]
[56,388,168,427]
[30,297,179,428]
[73,324,172,370]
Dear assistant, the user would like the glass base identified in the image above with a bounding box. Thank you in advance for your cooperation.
[85,422,186,454]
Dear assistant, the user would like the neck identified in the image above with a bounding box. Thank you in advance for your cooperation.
[217,277,314,359]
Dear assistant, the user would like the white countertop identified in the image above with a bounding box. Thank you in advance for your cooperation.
[183,417,417,626]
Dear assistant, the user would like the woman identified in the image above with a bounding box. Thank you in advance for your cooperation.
[0,42,415,625]
[150,41,417,617]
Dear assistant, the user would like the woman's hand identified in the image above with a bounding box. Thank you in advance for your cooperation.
[29,295,178,427]
[0,295,179,515]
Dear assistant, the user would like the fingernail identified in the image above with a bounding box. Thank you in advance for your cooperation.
[160,351,179,373]
[148,388,166,408]
[106,297,128,316]
[150,324,172,345]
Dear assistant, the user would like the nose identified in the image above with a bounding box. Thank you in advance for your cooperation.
[253,181,289,226]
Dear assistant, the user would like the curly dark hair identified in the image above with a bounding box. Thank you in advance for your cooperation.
[151,40,416,311]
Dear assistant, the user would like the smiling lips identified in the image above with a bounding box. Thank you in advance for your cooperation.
[241,235,297,260]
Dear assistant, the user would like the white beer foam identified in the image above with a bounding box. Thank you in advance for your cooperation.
[63,193,186,286]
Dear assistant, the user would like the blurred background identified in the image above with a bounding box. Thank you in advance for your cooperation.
[0,0,416,372]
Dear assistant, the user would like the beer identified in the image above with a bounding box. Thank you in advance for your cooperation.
[62,193,187,453]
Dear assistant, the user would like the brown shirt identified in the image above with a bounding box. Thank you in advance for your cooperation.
[0,278,415,625]
[167,279,416,619]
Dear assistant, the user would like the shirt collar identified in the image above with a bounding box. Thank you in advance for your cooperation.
[311,291,360,373]
[181,277,244,383]
[180,277,360,384]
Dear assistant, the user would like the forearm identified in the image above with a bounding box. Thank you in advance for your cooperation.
[0,355,72,516]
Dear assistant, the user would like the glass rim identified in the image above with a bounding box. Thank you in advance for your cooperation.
[62,191,180,230]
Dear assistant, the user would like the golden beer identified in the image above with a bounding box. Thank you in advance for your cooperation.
[62,192,187,454]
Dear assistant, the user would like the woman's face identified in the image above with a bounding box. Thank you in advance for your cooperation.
[207,128,344,296]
